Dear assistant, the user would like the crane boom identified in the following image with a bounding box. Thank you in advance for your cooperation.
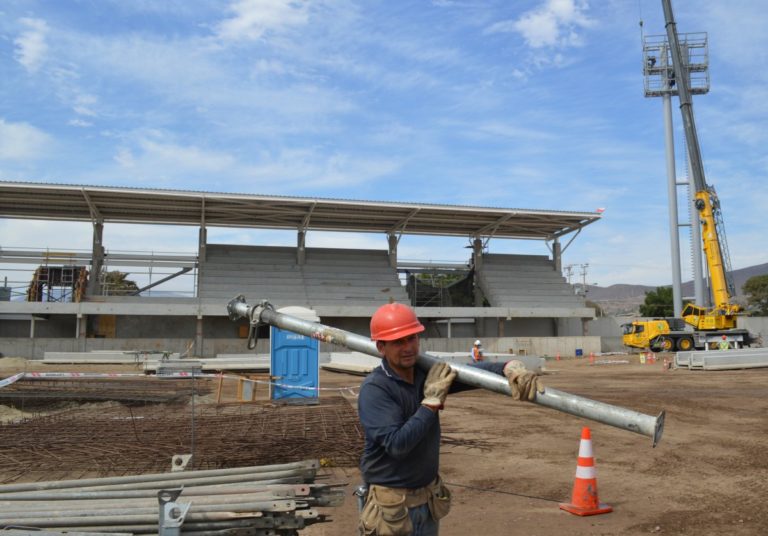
[661,0,740,321]
[661,0,706,192]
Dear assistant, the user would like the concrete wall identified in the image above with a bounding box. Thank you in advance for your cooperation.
[0,338,195,360]
[586,316,628,352]
[419,336,600,358]
[4,315,764,360]
[114,315,196,338]
[740,317,768,344]
[0,317,77,337]
[2,333,601,360]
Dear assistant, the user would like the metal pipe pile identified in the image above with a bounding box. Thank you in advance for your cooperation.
[0,459,346,534]
[0,396,363,479]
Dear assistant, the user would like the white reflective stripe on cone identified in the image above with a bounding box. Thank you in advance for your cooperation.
[575,465,597,479]
[578,441,593,458]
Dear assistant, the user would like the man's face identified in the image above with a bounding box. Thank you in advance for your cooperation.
[376,333,420,372]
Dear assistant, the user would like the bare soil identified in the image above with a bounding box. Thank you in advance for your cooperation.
[307,355,768,536]
[2,355,767,535]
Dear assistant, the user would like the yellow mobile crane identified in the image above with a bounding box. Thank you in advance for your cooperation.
[622,0,753,352]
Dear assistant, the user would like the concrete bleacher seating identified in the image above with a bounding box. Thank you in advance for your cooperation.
[476,254,585,309]
[198,244,408,307]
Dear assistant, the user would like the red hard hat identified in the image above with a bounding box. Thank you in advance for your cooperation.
[370,303,425,341]
[722,335,727,340]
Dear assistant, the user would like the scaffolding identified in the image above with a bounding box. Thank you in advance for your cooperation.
[26,265,88,303]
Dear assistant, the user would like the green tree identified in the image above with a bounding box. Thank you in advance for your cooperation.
[639,286,674,317]
[102,271,139,296]
[743,274,768,315]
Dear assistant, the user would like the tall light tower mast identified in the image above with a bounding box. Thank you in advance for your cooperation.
[642,27,709,316]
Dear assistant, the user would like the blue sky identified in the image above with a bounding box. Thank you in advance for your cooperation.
[1,0,767,294]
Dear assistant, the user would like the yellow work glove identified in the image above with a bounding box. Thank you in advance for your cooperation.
[421,362,457,410]
[503,360,544,402]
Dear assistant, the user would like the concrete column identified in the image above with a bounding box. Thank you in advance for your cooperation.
[195,316,204,358]
[387,234,398,269]
[197,227,207,298]
[87,221,105,297]
[30,316,36,338]
[552,239,562,273]
[77,313,86,338]
[472,238,483,307]
[297,231,306,265]
[198,226,207,265]
[78,313,87,352]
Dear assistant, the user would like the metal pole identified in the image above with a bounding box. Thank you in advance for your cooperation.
[229,297,665,447]
[0,461,318,493]
[662,85,683,317]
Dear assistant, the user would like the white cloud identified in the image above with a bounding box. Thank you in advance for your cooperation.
[244,149,401,190]
[486,0,594,49]
[72,93,99,117]
[14,17,49,73]
[0,119,51,160]
[115,138,236,173]
[113,147,136,168]
[68,119,93,128]
[471,121,557,142]
[216,0,310,41]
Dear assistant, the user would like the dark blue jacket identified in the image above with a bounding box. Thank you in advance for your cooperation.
[358,360,505,488]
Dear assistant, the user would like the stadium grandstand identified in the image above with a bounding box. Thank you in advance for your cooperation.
[0,181,601,358]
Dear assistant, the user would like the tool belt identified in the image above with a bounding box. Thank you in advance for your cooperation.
[359,476,452,536]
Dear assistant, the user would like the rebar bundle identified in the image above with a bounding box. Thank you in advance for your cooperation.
[0,378,206,407]
[0,459,346,534]
[0,396,363,480]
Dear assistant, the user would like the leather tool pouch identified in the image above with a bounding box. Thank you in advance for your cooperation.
[360,485,413,536]
[428,476,452,521]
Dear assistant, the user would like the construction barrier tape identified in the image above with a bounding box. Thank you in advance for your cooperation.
[0,373,24,389]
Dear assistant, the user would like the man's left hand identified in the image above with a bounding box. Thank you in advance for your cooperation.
[503,360,544,402]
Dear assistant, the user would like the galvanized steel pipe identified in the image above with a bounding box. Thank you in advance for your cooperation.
[228,296,665,446]
[0,461,317,493]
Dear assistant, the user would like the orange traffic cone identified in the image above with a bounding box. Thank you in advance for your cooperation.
[559,427,613,516]
[556,353,561,361]
[589,352,595,364]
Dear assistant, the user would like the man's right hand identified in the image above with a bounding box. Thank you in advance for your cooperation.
[503,360,544,402]
[421,362,456,410]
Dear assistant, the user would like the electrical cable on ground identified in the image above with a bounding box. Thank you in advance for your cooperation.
[446,482,562,504]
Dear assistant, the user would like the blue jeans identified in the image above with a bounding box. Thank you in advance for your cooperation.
[409,503,439,536]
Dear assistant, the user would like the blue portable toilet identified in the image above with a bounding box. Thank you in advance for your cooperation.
[270,307,320,402]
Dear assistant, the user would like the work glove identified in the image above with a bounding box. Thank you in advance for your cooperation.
[421,362,457,410]
[503,360,544,402]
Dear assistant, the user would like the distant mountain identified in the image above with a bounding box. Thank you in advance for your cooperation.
[586,262,768,316]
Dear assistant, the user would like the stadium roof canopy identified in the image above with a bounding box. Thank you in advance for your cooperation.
[0,181,601,240]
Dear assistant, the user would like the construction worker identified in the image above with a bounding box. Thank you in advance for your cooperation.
[357,303,543,535]
[719,335,730,351]
[471,339,484,362]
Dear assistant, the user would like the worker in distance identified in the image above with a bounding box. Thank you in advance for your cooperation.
[357,302,543,535]
[471,339,484,362]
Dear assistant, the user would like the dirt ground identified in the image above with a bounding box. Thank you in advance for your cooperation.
[2,355,767,535]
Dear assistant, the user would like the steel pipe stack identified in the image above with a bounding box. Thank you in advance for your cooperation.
[0,459,345,534]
